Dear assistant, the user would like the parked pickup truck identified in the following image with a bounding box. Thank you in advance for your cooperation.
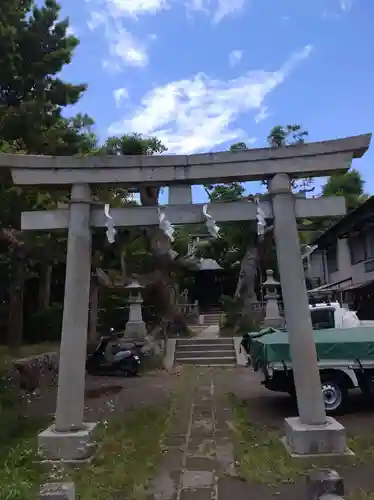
[307,301,374,330]
[249,327,374,414]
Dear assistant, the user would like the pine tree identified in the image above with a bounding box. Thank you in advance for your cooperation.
[0,0,94,154]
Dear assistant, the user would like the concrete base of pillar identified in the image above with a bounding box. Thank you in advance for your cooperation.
[282,417,352,457]
[125,321,147,340]
[38,422,98,462]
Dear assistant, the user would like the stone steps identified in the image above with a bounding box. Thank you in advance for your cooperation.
[177,338,232,345]
[176,357,235,366]
[188,325,220,336]
[174,337,236,366]
[200,313,223,325]
[177,343,232,352]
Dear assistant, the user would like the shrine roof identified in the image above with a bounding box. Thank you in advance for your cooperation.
[311,195,374,248]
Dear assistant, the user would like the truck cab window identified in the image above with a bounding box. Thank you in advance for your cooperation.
[310,308,335,330]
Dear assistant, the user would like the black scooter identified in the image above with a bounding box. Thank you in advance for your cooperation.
[86,330,141,376]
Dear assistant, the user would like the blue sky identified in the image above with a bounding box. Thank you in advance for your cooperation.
[58,0,374,203]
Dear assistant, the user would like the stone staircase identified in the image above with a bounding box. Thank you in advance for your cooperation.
[174,337,236,366]
[187,312,225,337]
[201,312,223,325]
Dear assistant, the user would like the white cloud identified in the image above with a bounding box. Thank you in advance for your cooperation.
[229,50,243,68]
[111,31,148,67]
[339,0,353,11]
[86,0,169,18]
[85,0,245,72]
[113,87,130,107]
[254,106,269,124]
[87,8,150,68]
[109,45,313,154]
[187,0,245,23]
[323,0,354,18]
[213,0,245,23]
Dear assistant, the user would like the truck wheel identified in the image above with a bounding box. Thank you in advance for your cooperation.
[320,375,348,415]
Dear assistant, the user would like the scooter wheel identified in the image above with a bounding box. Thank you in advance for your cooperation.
[122,367,138,377]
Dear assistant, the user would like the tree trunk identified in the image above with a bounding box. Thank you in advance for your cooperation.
[38,263,52,311]
[8,248,26,356]
[234,227,276,331]
[234,244,261,330]
[138,187,179,322]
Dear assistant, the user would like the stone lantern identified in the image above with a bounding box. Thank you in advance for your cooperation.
[124,280,147,340]
[263,270,284,329]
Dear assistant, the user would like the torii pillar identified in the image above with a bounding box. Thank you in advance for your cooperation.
[38,184,98,461]
[270,174,347,455]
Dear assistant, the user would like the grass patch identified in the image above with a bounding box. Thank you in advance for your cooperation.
[348,493,374,500]
[0,372,50,500]
[73,403,173,500]
[0,402,174,500]
[230,395,305,484]
[230,393,374,488]
[0,418,50,500]
[348,432,374,463]
[0,364,181,500]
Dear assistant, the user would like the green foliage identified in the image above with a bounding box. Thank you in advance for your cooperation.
[101,133,167,156]
[205,182,245,202]
[322,168,367,211]
[219,294,241,327]
[229,142,248,151]
[23,303,63,343]
[0,0,95,155]
[265,124,313,192]
[267,124,308,148]
[203,181,256,269]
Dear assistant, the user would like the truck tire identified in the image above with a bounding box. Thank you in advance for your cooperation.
[320,374,348,415]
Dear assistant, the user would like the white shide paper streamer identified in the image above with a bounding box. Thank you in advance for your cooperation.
[104,204,117,244]
[202,204,220,239]
[158,208,175,242]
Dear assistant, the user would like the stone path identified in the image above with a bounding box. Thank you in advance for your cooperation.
[147,366,236,500]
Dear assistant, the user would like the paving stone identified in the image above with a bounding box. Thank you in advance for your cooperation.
[215,442,236,476]
[180,488,213,500]
[170,420,190,434]
[193,408,213,419]
[214,424,233,437]
[188,438,215,458]
[190,429,214,442]
[147,368,239,500]
[147,469,180,500]
[159,448,184,470]
[192,418,214,432]
[196,391,212,398]
[181,470,215,489]
[164,434,187,447]
[194,403,212,410]
[185,456,216,471]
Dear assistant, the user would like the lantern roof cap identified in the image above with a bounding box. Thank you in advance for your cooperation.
[263,269,280,286]
[125,280,144,289]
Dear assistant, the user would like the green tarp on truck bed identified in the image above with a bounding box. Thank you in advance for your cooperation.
[250,327,374,366]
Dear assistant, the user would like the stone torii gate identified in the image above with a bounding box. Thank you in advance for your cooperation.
[0,133,370,460]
